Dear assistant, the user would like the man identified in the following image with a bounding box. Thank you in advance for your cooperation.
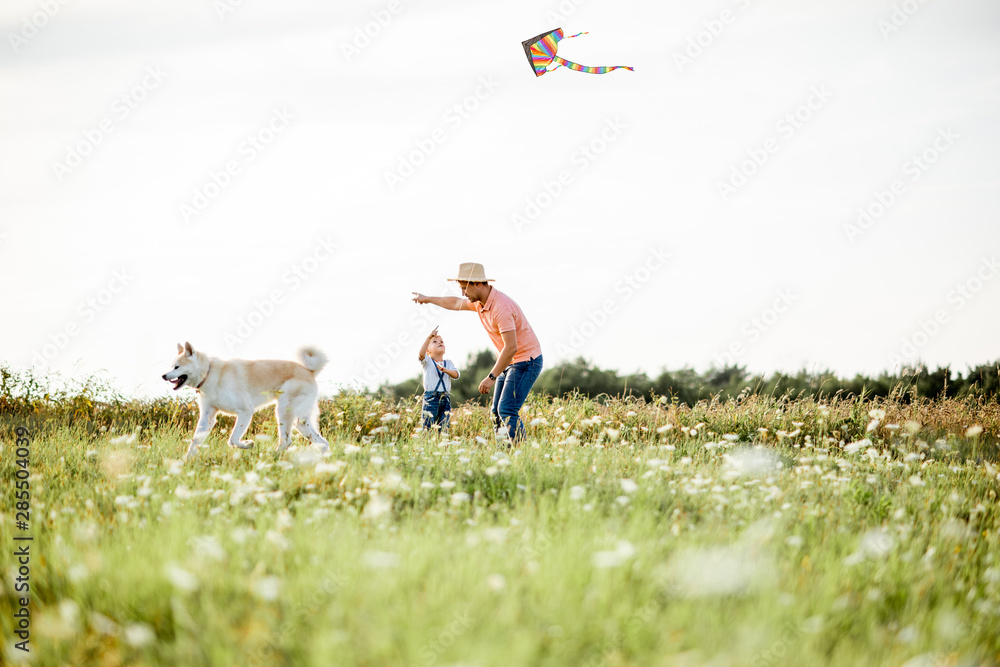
[412,263,543,443]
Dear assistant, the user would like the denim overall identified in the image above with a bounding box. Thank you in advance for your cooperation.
[423,360,451,431]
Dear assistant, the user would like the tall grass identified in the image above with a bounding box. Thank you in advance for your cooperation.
[1,367,998,665]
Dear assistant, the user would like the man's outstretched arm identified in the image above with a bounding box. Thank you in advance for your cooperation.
[412,292,474,311]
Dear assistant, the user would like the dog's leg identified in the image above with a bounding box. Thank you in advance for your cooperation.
[227,412,255,449]
[186,407,218,459]
[275,399,294,453]
[294,419,330,454]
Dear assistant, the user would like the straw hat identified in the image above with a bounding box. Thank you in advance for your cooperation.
[447,262,495,282]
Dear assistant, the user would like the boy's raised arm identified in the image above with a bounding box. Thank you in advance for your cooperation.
[417,326,438,361]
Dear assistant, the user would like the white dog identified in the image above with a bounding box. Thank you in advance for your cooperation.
[162,342,330,459]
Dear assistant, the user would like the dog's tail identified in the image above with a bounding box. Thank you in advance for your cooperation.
[298,347,328,374]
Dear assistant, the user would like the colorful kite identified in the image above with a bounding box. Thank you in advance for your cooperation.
[521,28,633,77]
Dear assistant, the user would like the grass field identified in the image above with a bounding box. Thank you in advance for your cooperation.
[2,390,999,666]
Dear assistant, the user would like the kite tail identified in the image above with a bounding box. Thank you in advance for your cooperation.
[551,55,634,74]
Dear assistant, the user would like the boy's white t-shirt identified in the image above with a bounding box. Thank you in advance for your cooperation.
[421,356,459,392]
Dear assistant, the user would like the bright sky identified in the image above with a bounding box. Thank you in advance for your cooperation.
[2,0,999,399]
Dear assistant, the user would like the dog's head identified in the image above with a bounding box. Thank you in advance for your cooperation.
[162,342,206,391]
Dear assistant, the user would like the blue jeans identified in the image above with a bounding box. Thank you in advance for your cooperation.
[491,355,543,443]
[422,391,451,431]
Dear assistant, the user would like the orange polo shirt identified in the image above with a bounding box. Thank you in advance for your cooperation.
[471,287,542,363]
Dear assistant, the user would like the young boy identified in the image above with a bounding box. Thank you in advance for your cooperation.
[418,327,460,433]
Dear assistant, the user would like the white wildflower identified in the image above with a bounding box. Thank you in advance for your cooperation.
[620,479,639,494]
[592,540,637,568]
[251,576,282,602]
[110,432,137,446]
[362,551,400,569]
[164,563,198,593]
[844,439,871,455]
[362,496,392,520]
[124,623,156,647]
[486,574,507,592]
[315,460,347,474]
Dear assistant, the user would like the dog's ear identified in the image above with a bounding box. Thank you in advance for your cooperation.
[184,342,194,357]
[177,343,184,354]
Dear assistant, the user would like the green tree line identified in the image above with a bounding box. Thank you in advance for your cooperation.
[380,351,1000,405]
